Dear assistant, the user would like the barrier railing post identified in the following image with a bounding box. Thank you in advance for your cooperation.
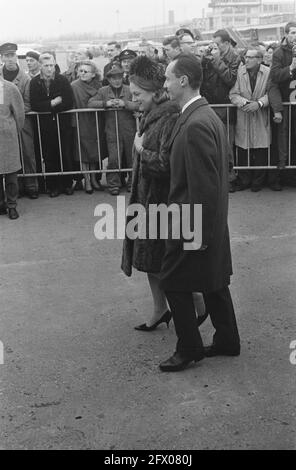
[19,131,25,176]
[226,106,230,142]
[247,112,251,169]
[95,111,102,171]
[288,103,292,167]
[268,110,271,168]
[114,110,121,171]
[75,111,83,172]
[56,113,64,173]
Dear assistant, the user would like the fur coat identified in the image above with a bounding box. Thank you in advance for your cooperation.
[121,97,180,276]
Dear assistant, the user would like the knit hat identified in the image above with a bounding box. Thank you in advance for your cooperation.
[26,50,40,61]
[129,56,165,92]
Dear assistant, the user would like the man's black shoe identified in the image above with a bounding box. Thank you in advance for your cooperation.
[269,182,282,191]
[64,187,74,196]
[235,182,251,191]
[159,351,204,372]
[229,181,236,193]
[8,208,19,220]
[49,189,60,198]
[204,344,240,358]
[28,192,39,200]
[0,206,7,215]
[251,185,262,193]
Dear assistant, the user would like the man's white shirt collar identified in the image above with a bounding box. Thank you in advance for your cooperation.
[182,95,202,114]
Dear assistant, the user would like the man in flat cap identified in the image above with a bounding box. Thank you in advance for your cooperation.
[0,42,39,199]
[119,49,137,85]
[88,64,139,195]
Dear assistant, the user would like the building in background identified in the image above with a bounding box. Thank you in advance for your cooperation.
[208,0,295,30]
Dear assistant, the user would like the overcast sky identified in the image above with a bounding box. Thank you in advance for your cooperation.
[1,0,210,40]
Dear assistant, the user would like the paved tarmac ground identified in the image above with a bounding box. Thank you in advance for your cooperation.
[0,186,295,450]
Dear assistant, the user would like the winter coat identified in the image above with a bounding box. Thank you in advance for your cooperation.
[267,80,284,113]
[0,78,25,174]
[229,64,271,149]
[121,98,180,276]
[0,66,31,112]
[270,39,296,103]
[72,77,103,163]
[159,97,233,294]
[0,66,36,167]
[30,73,74,163]
[88,85,138,142]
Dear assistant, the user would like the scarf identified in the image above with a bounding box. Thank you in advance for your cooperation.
[3,65,19,82]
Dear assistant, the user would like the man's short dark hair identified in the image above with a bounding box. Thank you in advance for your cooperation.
[172,53,203,90]
[285,22,296,34]
[163,36,180,49]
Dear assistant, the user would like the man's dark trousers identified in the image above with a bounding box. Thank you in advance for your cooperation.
[165,286,240,357]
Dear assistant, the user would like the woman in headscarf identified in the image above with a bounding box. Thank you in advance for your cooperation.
[121,56,207,331]
[71,60,104,193]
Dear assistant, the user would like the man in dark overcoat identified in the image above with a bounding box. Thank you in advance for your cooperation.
[159,54,240,372]
[30,52,74,197]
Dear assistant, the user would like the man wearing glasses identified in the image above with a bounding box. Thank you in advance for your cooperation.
[230,49,270,192]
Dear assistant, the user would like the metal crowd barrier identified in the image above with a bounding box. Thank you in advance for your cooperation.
[19,104,296,180]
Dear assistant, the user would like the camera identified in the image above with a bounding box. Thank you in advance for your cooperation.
[204,45,214,57]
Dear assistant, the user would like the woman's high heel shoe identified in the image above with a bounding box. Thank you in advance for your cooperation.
[134,311,172,332]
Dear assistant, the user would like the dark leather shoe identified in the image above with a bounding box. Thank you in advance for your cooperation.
[159,351,204,372]
[64,187,74,196]
[269,182,282,191]
[110,188,120,196]
[8,208,19,220]
[28,192,39,200]
[235,182,251,191]
[0,206,7,215]
[251,185,262,192]
[204,344,240,358]
[49,189,60,198]
[229,181,236,193]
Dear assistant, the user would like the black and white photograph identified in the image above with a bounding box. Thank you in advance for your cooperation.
[0,0,295,452]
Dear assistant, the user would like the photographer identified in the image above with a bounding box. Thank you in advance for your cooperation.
[269,21,296,184]
[200,30,241,192]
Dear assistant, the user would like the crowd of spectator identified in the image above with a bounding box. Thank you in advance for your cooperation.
[1,22,296,219]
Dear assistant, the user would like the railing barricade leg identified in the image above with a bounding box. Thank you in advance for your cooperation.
[95,111,102,172]
[56,113,64,174]
[76,111,83,173]
[115,110,121,172]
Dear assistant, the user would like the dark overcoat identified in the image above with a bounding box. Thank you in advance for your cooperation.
[30,73,74,172]
[159,97,233,294]
[121,98,180,276]
[71,77,103,163]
